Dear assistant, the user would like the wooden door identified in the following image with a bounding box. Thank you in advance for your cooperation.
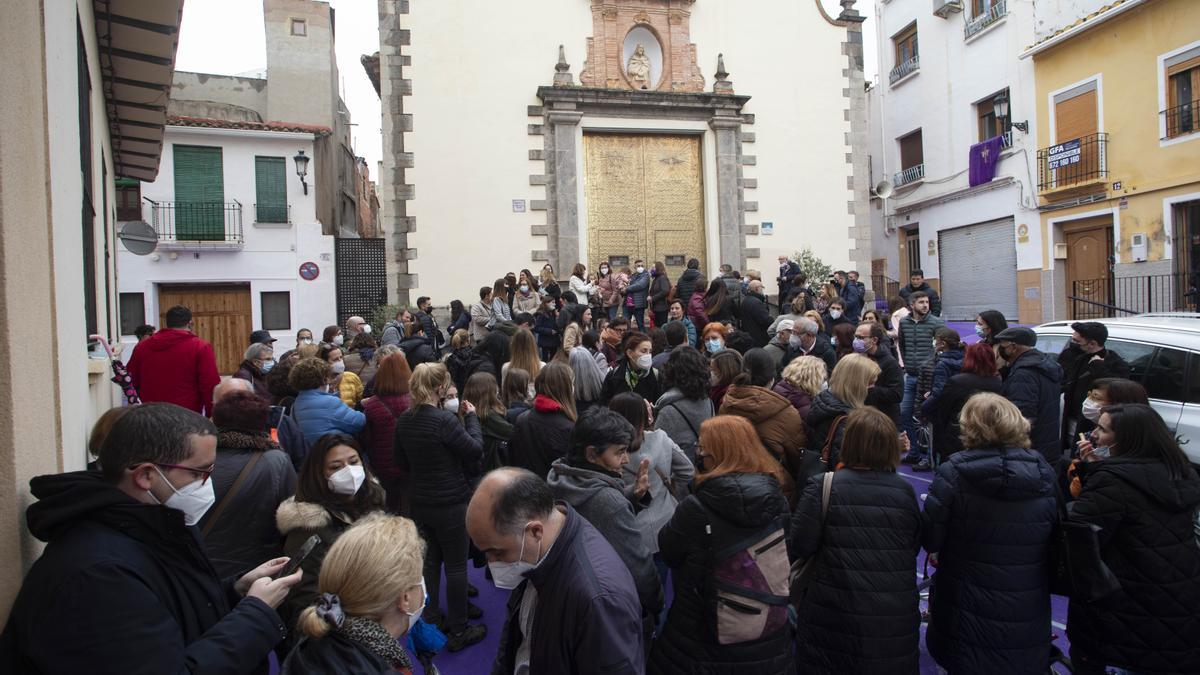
[158,284,252,375]
[900,228,920,281]
[1054,89,1098,186]
[1064,217,1112,319]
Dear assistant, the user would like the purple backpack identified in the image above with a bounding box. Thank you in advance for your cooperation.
[702,509,791,645]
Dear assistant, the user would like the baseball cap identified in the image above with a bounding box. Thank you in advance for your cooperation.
[777,319,795,332]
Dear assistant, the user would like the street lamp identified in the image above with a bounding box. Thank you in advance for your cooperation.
[294,150,310,195]
[993,92,1029,133]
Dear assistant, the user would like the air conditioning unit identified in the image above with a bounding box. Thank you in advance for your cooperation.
[933,0,963,18]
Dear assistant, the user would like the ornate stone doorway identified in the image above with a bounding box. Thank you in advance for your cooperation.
[583,133,706,277]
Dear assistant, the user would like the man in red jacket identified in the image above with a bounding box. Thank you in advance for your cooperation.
[127,305,221,415]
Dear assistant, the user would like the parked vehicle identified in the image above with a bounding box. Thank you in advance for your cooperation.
[1034,313,1200,462]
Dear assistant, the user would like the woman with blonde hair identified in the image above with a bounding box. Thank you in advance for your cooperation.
[922,392,1057,674]
[774,355,826,422]
[803,309,827,337]
[789,407,920,673]
[283,514,427,673]
[393,362,487,651]
[805,354,880,468]
[650,416,791,674]
[509,362,577,479]
[502,327,543,383]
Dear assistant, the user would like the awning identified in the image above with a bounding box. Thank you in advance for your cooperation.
[93,0,185,181]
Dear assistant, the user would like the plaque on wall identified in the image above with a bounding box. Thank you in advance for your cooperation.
[665,255,686,266]
[608,256,631,268]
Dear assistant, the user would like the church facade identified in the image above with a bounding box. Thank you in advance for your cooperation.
[375,0,871,305]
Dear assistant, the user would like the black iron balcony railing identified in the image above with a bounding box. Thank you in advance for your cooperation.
[965,0,1008,39]
[1037,132,1108,192]
[871,274,902,310]
[1069,272,1197,320]
[1162,99,1198,139]
[254,203,291,224]
[889,55,920,85]
[146,199,244,244]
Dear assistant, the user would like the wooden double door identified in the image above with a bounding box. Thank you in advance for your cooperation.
[583,133,706,279]
[158,284,252,375]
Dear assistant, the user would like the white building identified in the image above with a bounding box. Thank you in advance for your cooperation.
[869,0,1043,323]
[374,0,873,306]
[117,121,336,372]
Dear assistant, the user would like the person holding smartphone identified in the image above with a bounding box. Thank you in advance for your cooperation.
[1,404,303,673]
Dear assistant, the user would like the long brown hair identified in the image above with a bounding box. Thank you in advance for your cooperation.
[535,362,578,422]
[463,372,505,423]
[509,328,542,380]
[695,416,786,486]
[372,352,412,396]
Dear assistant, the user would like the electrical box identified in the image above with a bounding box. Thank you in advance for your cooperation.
[1054,243,1069,260]
[1130,233,1148,262]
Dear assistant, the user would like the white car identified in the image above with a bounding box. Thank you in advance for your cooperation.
[1034,313,1200,463]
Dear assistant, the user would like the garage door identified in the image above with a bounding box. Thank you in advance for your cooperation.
[938,218,1018,321]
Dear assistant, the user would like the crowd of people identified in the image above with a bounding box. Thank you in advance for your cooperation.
[3,259,1200,675]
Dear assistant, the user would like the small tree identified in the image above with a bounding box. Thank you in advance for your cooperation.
[792,246,833,285]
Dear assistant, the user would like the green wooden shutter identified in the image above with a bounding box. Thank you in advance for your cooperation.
[173,145,224,240]
[255,156,288,223]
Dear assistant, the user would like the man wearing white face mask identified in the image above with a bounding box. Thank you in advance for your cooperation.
[468,468,645,675]
[1,403,302,673]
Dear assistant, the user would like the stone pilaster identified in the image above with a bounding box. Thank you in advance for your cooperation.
[710,114,744,269]
[378,0,415,305]
[547,108,583,273]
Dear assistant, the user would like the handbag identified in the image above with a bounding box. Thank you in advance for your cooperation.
[796,415,846,482]
[1049,486,1122,603]
[789,471,834,606]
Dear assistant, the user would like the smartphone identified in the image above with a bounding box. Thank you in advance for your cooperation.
[268,405,285,429]
[275,534,320,579]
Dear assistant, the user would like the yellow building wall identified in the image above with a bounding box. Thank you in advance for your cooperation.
[1033,0,1200,264]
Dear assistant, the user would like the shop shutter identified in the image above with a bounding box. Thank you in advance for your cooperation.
[937,218,1018,321]
[173,145,224,240]
[255,156,288,223]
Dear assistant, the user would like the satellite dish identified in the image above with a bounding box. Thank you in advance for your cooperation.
[872,180,894,199]
[119,220,158,256]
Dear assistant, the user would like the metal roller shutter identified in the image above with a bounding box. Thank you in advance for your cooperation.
[937,218,1018,321]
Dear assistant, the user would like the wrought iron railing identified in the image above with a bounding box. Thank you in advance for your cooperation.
[1037,133,1108,192]
[871,274,902,309]
[1163,99,1198,139]
[147,199,243,244]
[254,203,291,224]
[889,55,920,85]
[1070,273,1197,319]
[894,163,925,187]
[964,0,1008,39]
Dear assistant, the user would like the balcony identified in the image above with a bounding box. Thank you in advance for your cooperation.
[889,55,920,86]
[1162,99,1198,140]
[1037,133,1108,194]
[894,164,926,187]
[146,199,244,249]
[254,203,292,225]
[964,0,1008,39]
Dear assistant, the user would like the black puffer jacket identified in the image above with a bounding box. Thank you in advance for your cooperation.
[601,360,662,405]
[508,397,574,479]
[1001,349,1063,464]
[393,406,483,506]
[788,470,921,674]
[865,347,905,425]
[922,447,1058,675]
[674,268,702,305]
[1067,458,1200,673]
[0,472,285,673]
[806,390,854,466]
[649,473,794,675]
[931,373,1003,461]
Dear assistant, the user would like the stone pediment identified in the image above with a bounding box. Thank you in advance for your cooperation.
[579,0,705,93]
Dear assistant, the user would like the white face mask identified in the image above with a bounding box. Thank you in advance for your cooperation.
[149,466,216,526]
[443,397,460,414]
[488,523,543,590]
[330,360,346,375]
[361,324,373,335]
[1081,397,1103,423]
[406,578,427,622]
[300,338,313,345]
[332,335,344,347]
[600,267,610,275]
[635,353,653,370]
[327,464,365,496]
[636,266,645,274]
[830,310,843,319]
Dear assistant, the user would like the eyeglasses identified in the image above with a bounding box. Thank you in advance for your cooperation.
[153,462,216,485]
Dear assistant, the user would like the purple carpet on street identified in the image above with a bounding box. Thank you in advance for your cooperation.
[968,135,1005,187]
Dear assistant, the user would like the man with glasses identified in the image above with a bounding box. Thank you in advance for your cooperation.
[0,403,303,673]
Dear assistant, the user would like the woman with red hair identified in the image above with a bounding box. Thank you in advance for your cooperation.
[359,353,413,514]
[931,341,1002,462]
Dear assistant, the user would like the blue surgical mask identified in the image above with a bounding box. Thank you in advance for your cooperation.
[974,324,987,338]
[706,339,723,354]
[261,360,275,373]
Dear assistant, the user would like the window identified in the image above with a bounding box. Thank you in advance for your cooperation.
[291,19,306,36]
[894,23,918,66]
[255,156,288,223]
[1186,353,1200,404]
[78,22,97,337]
[1165,48,1200,138]
[261,292,291,331]
[116,179,141,221]
[1144,347,1188,403]
[977,89,1011,143]
[895,129,924,185]
[1105,340,1157,385]
[119,293,145,335]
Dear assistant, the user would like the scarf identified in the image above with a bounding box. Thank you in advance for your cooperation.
[534,394,563,413]
[217,430,279,451]
[338,615,412,671]
[624,362,645,391]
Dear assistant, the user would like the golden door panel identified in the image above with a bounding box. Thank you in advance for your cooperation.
[584,133,705,275]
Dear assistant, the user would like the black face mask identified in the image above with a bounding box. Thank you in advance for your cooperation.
[997,345,1011,362]
[695,454,707,472]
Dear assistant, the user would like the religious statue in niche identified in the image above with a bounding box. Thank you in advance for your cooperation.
[627,44,652,89]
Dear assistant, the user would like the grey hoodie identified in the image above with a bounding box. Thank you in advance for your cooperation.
[654,388,714,463]
[620,429,695,554]
[546,459,664,619]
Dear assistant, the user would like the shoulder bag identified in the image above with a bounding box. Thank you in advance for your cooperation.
[201,452,262,538]
[788,470,834,606]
